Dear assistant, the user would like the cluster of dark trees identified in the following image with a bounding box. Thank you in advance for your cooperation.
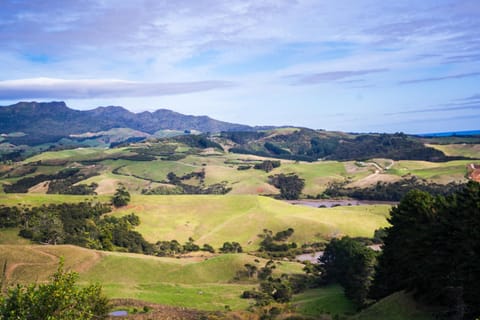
[331,133,450,161]
[2,167,98,195]
[241,260,293,305]
[268,173,305,200]
[154,238,216,256]
[0,201,153,252]
[0,200,227,257]
[371,182,480,319]
[257,228,300,258]
[220,241,243,253]
[319,182,480,319]
[172,134,224,150]
[323,176,464,201]
[220,131,267,144]
[253,160,281,172]
[263,142,290,156]
[109,136,146,148]
[320,237,377,307]
[112,185,131,207]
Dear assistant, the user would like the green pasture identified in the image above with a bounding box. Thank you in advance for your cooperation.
[389,160,470,183]
[0,244,305,311]
[293,285,356,318]
[112,195,391,251]
[427,143,480,158]
[23,147,134,163]
[0,193,107,206]
[351,291,434,320]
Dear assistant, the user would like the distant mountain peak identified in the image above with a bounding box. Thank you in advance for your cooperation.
[0,101,253,146]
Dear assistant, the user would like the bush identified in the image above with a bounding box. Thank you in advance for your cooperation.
[112,185,130,207]
[0,260,110,319]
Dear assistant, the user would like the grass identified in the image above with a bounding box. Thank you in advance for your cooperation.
[0,193,108,207]
[111,195,390,251]
[389,160,470,183]
[23,147,134,163]
[293,285,356,318]
[274,161,348,195]
[116,159,196,182]
[81,252,302,310]
[115,152,367,196]
[426,143,480,159]
[351,291,434,320]
[0,228,31,245]
[0,244,303,311]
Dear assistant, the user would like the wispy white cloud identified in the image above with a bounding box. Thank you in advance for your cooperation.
[0,0,479,132]
[0,78,235,100]
[399,71,480,85]
[286,69,387,85]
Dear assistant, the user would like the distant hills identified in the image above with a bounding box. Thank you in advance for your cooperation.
[0,101,253,145]
[1,101,479,163]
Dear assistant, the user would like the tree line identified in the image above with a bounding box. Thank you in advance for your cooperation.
[323,176,465,201]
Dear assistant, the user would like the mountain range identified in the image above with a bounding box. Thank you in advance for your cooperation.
[0,101,253,145]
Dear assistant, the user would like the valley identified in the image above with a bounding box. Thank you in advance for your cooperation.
[0,103,479,319]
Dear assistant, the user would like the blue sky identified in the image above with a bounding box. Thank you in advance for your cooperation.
[0,0,479,133]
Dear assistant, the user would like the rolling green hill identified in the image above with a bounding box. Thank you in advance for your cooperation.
[0,244,302,311]
[111,195,390,251]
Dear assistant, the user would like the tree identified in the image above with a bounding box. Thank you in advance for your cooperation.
[370,182,480,319]
[370,190,437,299]
[0,260,110,319]
[321,237,377,307]
[268,173,305,200]
[219,241,243,253]
[244,264,258,278]
[111,185,130,207]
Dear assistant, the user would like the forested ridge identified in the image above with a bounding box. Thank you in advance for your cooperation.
[223,130,471,162]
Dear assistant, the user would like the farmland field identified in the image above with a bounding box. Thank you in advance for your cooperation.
[111,195,390,251]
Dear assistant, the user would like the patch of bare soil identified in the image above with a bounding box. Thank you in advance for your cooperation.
[347,173,401,188]
[467,163,480,182]
[95,178,119,194]
[28,180,50,193]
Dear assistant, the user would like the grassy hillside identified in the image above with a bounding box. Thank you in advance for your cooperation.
[426,143,480,158]
[0,194,390,252]
[0,193,108,206]
[3,142,472,198]
[351,291,434,320]
[0,228,31,245]
[111,195,390,251]
[293,285,356,318]
[0,244,305,311]
[389,160,470,183]
[24,147,135,163]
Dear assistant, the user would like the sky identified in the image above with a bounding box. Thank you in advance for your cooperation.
[0,0,479,134]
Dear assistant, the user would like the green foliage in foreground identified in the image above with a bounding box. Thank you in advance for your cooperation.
[372,182,480,319]
[0,260,110,320]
